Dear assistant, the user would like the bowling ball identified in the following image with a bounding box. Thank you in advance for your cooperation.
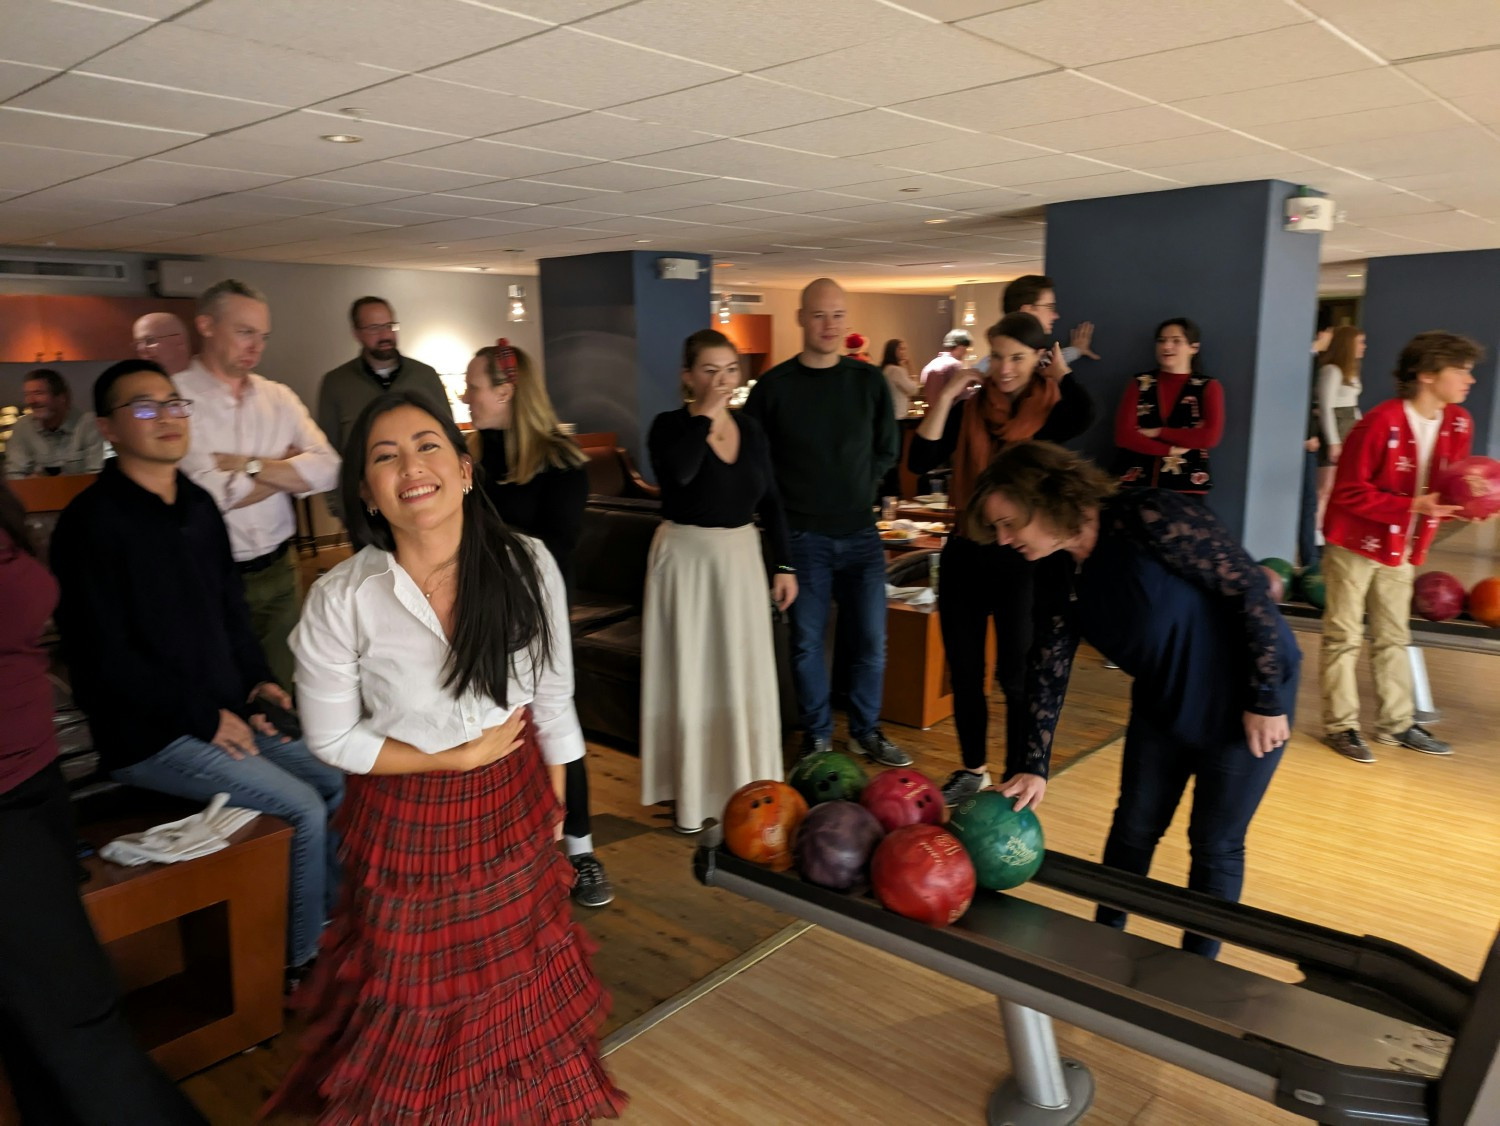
[946,791,1045,892]
[1260,566,1286,604]
[1413,571,1466,622]
[1259,557,1294,586]
[1297,566,1326,612]
[870,824,975,926]
[1435,456,1500,521]
[860,768,944,833]
[788,750,867,807]
[723,780,807,871]
[793,801,884,891]
[1470,577,1500,628]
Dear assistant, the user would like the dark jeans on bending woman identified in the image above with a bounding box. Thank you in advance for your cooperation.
[936,534,1036,773]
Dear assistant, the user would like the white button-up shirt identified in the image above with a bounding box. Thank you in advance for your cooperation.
[174,359,341,562]
[289,541,585,774]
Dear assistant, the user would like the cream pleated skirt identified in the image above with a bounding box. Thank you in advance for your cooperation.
[640,521,782,831]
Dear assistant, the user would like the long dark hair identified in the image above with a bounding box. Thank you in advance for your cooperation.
[1154,317,1204,374]
[0,480,33,557]
[880,338,904,368]
[341,392,554,705]
[987,312,1048,352]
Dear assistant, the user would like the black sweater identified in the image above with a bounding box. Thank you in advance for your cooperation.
[647,409,792,570]
[907,374,1095,477]
[478,429,588,602]
[742,356,899,535]
[51,462,273,773]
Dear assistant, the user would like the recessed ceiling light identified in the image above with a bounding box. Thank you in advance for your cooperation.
[634,238,652,243]
[321,133,362,144]
[716,262,734,268]
[898,187,921,193]
[1346,271,1364,277]
[940,263,955,268]
[924,218,949,225]
[433,244,449,249]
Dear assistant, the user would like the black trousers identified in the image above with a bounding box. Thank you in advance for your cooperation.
[1297,445,1321,570]
[563,756,591,842]
[936,535,1037,772]
[0,761,206,1126]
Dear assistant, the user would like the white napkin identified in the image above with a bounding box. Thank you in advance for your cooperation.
[100,793,260,867]
[886,584,936,606]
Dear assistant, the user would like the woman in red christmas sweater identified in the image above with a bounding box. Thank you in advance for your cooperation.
[1321,331,1482,764]
[1114,317,1224,494]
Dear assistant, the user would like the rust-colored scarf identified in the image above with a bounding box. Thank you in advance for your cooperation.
[950,373,1062,512]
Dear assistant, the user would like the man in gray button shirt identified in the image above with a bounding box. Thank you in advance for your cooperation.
[5,369,104,478]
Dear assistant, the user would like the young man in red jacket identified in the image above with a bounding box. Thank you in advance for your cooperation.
[1321,331,1481,762]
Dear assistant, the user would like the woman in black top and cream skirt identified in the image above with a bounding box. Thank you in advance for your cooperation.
[642,330,797,834]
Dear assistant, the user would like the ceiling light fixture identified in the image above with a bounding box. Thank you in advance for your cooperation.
[321,133,362,144]
[716,293,732,325]
[634,238,652,244]
[1346,272,1364,278]
[508,283,528,323]
[716,262,734,268]
[924,218,949,225]
[961,301,977,327]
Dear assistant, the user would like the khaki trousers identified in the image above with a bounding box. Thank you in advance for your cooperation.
[240,547,301,692]
[1320,543,1413,738]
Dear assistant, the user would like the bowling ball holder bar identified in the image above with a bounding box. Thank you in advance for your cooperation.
[695,825,1500,1126]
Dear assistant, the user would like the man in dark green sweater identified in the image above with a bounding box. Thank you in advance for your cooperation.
[744,277,908,767]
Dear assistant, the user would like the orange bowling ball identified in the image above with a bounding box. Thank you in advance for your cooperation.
[1469,577,1500,628]
[723,780,808,871]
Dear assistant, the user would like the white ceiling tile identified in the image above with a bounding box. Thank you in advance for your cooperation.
[0,107,194,156]
[1450,93,1500,127]
[0,186,169,221]
[315,161,500,193]
[1172,70,1432,129]
[246,179,420,206]
[85,25,392,105]
[446,179,606,205]
[1300,0,1500,62]
[1400,48,1500,100]
[530,163,708,192]
[362,215,546,242]
[309,204,430,225]
[85,0,199,14]
[1301,127,1500,179]
[0,0,148,68]
[746,110,959,158]
[380,193,531,217]
[905,185,1051,212]
[1249,101,1467,150]
[159,135,379,177]
[181,0,541,70]
[1147,153,1323,185]
[485,204,620,225]
[812,202,950,223]
[392,140,593,178]
[1083,23,1379,102]
[866,134,1049,172]
[428,28,727,111]
[897,73,1149,132]
[822,173,992,200]
[757,23,1050,103]
[889,0,1037,18]
[483,0,636,21]
[727,213,863,233]
[960,0,1306,68]
[8,73,281,134]
[614,77,863,136]
[488,112,718,159]
[1009,169,1178,200]
[0,60,57,100]
[1335,191,1454,221]
[0,210,96,240]
[308,75,572,138]
[63,160,288,204]
[567,179,801,213]
[647,203,784,224]
[137,229,304,253]
[637,139,892,189]
[953,153,1124,185]
[574,0,917,71]
[1079,131,1284,170]
[727,189,880,213]
[38,220,179,249]
[1363,210,1500,244]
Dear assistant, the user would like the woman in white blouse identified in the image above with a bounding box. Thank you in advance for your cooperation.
[265,392,625,1124]
[1315,325,1365,533]
[881,338,918,418]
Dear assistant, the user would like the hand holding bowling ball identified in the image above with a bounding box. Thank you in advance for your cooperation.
[860,768,944,833]
[723,780,807,871]
[1258,558,1292,604]
[870,824,975,926]
[946,791,1045,892]
[1436,456,1500,521]
[794,801,883,890]
[1413,571,1466,622]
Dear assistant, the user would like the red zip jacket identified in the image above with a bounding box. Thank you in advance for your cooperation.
[1323,397,1472,566]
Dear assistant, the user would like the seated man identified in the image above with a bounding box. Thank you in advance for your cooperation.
[51,359,343,985]
[5,368,105,478]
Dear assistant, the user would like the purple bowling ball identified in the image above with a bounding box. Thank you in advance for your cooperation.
[794,801,885,891]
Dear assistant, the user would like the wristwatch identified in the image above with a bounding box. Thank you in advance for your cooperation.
[244,458,264,478]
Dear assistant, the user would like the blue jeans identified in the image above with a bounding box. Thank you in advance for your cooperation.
[788,527,887,740]
[1298,445,1321,570]
[112,732,344,967]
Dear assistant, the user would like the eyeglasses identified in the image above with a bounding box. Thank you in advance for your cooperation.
[357,322,400,333]
[135,333,184,348]
[109,398,193,421]
[1030,302,1057,312]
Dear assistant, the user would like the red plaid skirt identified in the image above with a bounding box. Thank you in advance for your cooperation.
[263,719,626,1124]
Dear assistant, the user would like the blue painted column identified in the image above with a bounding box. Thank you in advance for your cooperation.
[1361,250,1500,459]
[538,250,711,482]
[1044,180,1323,558]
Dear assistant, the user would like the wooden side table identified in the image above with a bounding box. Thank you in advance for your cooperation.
[880,601,995,729]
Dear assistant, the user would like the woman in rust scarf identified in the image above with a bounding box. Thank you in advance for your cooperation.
[908,312,1094,807]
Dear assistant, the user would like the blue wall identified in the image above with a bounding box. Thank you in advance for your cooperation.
[1044,179,1322,557]
[1360,250,1500,459]
[539,250,710,480]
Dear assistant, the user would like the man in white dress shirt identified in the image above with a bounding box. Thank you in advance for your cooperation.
[175,279,341,690]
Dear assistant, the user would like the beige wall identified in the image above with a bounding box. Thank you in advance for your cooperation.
[753,285,952,370]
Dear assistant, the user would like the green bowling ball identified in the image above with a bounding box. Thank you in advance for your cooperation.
[946,790,1045,891]
[788,750,868,807]
[1259,557,1294,585]
[1297,566,1326,612]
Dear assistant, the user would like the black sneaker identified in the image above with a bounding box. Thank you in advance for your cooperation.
[1324,730,1375,763]
[852,729,912,767]
[940,769,989,806]
[570,853,614,908]
[1377,725,1452,756]
[799,732,832,759]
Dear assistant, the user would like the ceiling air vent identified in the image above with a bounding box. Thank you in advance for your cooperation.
[711,291,765,308]
[0,255,130,282]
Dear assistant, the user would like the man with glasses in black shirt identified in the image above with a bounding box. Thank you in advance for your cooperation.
[51,358,343,987]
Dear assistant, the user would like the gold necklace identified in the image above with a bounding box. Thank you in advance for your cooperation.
[420,557,457,600]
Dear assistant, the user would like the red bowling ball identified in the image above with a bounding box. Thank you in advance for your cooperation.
[1436,456,1500,521]
[870,824,976,927]
[1413,571,1466,622]
[860,768,944,833]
